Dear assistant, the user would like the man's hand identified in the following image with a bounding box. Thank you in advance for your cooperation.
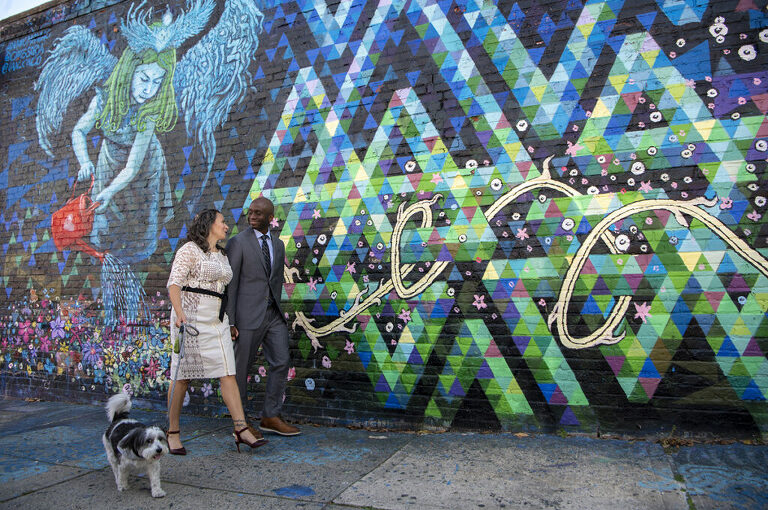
[230,325,239,341]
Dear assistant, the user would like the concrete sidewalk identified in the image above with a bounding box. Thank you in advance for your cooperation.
[1,398,766,509]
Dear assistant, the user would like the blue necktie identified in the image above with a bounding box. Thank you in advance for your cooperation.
[261,234,271,275]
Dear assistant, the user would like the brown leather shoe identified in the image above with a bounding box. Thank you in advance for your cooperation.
[259,416,301,436]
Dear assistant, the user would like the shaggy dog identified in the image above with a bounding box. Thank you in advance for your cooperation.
[102,392,168,497]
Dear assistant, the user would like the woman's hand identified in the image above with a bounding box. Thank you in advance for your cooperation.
[175,311,187,328]
[78,161,95,181]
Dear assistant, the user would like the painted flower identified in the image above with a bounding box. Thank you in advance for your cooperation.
[81,341,102,366]
[515,228,529,240]
[18,320,33,343]
[322,355,332,369]
[201,383,213,397]
[472,294,487,310]
[50,317,66,340]
[258,365,267,377]
[344,340,355,355]
[287,367,296,381]
[145,357,161,379]
[398,308,412,323]
[633,302,652,323]
[719,197,733,210]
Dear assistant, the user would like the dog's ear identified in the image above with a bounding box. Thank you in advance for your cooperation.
[117,428,145,458]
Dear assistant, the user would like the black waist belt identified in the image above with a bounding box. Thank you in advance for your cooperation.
[182,286,227,322]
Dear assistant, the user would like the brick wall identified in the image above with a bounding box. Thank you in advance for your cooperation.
[1,0,768,437]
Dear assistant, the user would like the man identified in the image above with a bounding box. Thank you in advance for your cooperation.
[226,196,300,436]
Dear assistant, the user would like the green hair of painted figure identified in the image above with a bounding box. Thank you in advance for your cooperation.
[96,45,178,134]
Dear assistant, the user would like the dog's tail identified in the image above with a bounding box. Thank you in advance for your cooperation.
[106,392,131,422]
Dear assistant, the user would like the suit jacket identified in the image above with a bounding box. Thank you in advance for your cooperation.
[226,228,285,331]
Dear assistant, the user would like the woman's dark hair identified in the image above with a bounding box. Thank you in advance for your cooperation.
[187,208,223,253]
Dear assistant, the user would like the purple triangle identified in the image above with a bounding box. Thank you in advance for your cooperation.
[549,386,568,405]
[743,337,764,357]
[437,244,454,262]
[624,274,644,292]
[374,374,390,392]
[605,355,625,375]
[513,336,530,354]
[408,349,424,365]
[477,360,493,379]
[449,379,466,397]
[559,406,579,426]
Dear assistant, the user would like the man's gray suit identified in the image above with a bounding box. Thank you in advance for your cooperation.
[226,228,289,417]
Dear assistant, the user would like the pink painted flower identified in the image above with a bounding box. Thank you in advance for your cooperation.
[472,295,487,310]
[322,355,332,369]
[270,217,279,228]
[346,261,356,274]
[344,340,355,355]
[308,277,318,291]
[720,197,733,210]
[287,367,296,381]
[18,320,33,343]
[398,308,412,323]
[258,365,267,377]
[738,97,747,105]
[639,181,653,193]
[201,383,213,397]
[747,211,762,221]
[515,228,529,240]
[633,302,652,323]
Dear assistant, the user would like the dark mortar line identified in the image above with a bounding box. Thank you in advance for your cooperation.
[0,467,102,504]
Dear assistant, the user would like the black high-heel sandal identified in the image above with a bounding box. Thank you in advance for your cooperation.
[233,426,268,452]
[165,430,187,455]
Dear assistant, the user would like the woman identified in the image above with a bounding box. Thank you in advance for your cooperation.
[166,209,265,453]
[71,45,175,264]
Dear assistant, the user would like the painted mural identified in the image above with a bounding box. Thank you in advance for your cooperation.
[1,0,768,435]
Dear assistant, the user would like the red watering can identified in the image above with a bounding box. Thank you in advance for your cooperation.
[51,175,106,262]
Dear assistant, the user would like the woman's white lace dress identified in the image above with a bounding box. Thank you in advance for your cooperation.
[167,242,234,379]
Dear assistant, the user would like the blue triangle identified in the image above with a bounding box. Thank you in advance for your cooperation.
[636,11,657,31]
[406,71,420,86]
[639,358,660,378]
[717,336,739,357]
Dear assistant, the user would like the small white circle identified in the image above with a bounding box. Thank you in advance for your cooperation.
[647,146,657,156]
[490,178,503,191]
[516,120,528,131]
[738,44,757,61]
[561,218,575,230]
[630,161,646,175]
[405,160,417,172]
[676,38,685,47]
[587,186,599,195]
[615,234,630,252]
[746,163,756,173]
[706,88,718,98]
[681,149,692,159]
[465,159,478,169]
[650,111,663,122]
[755,140,768,152]
[458,234,467,243]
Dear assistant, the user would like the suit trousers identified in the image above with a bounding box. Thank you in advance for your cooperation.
[233,303,290,418]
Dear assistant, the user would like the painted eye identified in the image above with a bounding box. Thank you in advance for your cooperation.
[649,111,663,122]
[756,196,767,207]
[330,291,337,299]
[748,183,759,191]
[714,16,725,24]
[404,161,417,172]
[475,190,482,196]
[630,162,645,175]
[447,287,455,297]
[755,140,768,152]
[760,28,768,43]
[317,234,327,245]
[296,242,302,248]
[640,244,648,252]
[661,173,670,182]
[676,38,685,47]
[681,149,692,158]
[490,178,503,191]
[458,234,467,243]
[746,163,756,173]
[629,225,638,234]
[627,178,635,186]
[715,35,725,44]
[597,155,606,164]
[561,218,575,231]
[731,112,741,120]
[687,144,696,151]
[683,176,692,183]
[385,322,394,332]
[615,234,630,252]
[376,242,384,250]
[706,88,718,98]
[538,194,547,203]
[587,186,599,195]
[465,159,478,169]
[738,45,756,61]
[647,146,657,156]
[569,169,578,177]
[669,236,678,245]
[512,213,520,220]
[516,120,528,131]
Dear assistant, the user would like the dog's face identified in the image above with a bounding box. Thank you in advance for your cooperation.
[119,426,169,461]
